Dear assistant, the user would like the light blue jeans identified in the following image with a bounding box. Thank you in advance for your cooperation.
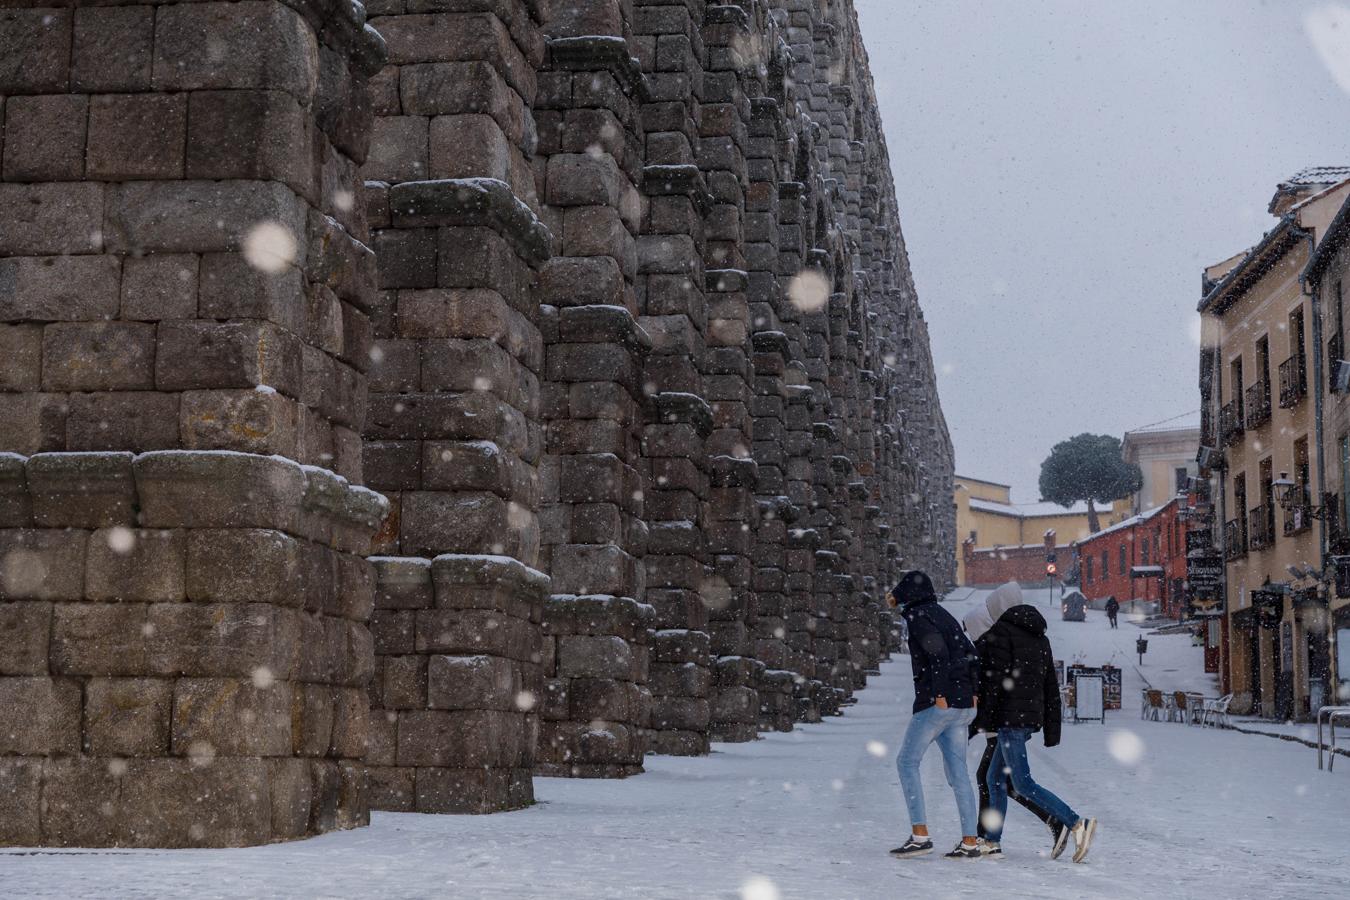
[896,705,979,837]
[984,728,1079,843]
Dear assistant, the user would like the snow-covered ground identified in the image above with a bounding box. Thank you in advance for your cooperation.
[5,588,1349,899]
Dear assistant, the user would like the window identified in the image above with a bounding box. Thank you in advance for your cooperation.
[1085,557,1094,583]
[1141,539,1150,566]
[969,530,977,543]
[1234,472,1248,548]
[1175,467,1189,494]
[1101,549,1109,579]
[1119,543,1127,575]
[1256,334,1270,385]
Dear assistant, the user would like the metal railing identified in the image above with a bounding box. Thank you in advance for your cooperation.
[1220,399,1244,446]
[1223,518,1246,559]
[1245,380,1272,429]
[1279,355,1307,408]
[1330,333,1345,393]
[1317,705,1350,770]
[1248,504,1271,550]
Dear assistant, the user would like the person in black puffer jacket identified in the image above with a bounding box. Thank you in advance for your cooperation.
[972,583,1097,863]
[888,571,983,860]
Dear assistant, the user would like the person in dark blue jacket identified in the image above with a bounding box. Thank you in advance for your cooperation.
[888,570,982,860]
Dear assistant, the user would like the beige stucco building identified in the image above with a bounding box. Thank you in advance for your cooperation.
[1200,168,1350,717]
[1121,415,1201,515]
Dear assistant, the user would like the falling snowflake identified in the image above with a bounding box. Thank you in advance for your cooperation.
[106,527,136,554]
[740,876,781,900]
[1106,729,1145,765]
[865,739,887,757]
[242,220,297,274]
[786,270,829,313]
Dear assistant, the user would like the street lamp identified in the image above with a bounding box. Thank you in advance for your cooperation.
[1272,472,1331,520]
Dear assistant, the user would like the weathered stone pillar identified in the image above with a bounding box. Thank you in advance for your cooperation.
[0,1,387,846]
[359,2,551,813]
[631,0,717,758]
[534,7,653,778]
[701,5,763,744]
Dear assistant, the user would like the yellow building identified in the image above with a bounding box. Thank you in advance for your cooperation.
[954,475,1122,585]
[1199,168,1350,717]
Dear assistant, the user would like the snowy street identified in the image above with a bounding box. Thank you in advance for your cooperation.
[4,589,1348,899]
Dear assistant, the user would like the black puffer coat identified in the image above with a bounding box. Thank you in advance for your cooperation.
[900,595,979,713]
[972,605,1061,747]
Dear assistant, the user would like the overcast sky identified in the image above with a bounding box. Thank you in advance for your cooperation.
[854,0,1350,501]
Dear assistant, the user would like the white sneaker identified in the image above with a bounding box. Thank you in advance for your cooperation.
[1071,817,1097,863]
[977,839,1003,858]
[1050,823,1071,859]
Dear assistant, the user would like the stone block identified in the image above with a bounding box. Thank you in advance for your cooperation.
[104,180,305,256]
[155,320,301,395]
[365,116,429,183]
[180,388,300,456]
[413,766,531,814]
[0,676,81,755]
[0,600,50,675]
[414,608,537,661]
[121,253,200,321]
[426,654,517,711]
[0,255,121,322]
[86,93,188,180]
[186,90,311,193]
[83,677,173,757]
[292,683,335,757]
[0,758,42,845]
[396,708,523,768]
[112,758,273,847]
[3,94,87,181]
[330,686,368,759]
[372,557,434,610]
[41,322,154,392]
[400,491,535,558]
[146,602,282,679]
[198,251,306,332]
[555,634,633,681]
[548,544,638,596]
[0,183,97,260]
[0,9,71,94]
[25,451,137,528]
[368,765,416,812]
[152,2,319,101]
[171,677,293,758]
[134,451,305,531]
[86,528,186,602]
[187,530,303,606]
[67,392,181,452]
[0,528,87,601]
[72,6,154,92]
[50,602,147,676]
[428,114,511,182]
[0,324,41,391]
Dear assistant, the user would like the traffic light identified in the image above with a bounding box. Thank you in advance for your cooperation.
[1046,562,1058,577]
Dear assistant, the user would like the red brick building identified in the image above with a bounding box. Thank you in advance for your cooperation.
[1074,498,1188,618]
[962,531,1064,586]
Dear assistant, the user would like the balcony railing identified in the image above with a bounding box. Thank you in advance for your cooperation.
[1245,380,1271,429]
[1331,333,1345,393]
[1201,406,1216,447]
[1283,487,1313,536]
[1220,399,1244,446]
[1248,504,1272,550]
[1223,518,1246,560]
[1279,355,1307,408]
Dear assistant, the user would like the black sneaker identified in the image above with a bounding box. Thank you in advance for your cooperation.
[889,837,933,858]
[944,841,982,860]
[977,839,1003,859]
[1050,823,1071,860]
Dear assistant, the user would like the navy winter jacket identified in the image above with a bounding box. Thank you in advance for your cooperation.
[900,596,979,713]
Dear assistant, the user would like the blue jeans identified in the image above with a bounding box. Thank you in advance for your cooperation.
[896,705,979,837]
[985,728,1079,842]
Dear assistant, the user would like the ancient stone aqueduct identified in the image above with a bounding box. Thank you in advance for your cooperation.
[0,0,954,846]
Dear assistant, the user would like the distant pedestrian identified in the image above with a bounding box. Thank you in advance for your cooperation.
[888,570,983,861]
[972,580,1096,862]
[961,587,1059,855]
[1105,597,1120,629]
